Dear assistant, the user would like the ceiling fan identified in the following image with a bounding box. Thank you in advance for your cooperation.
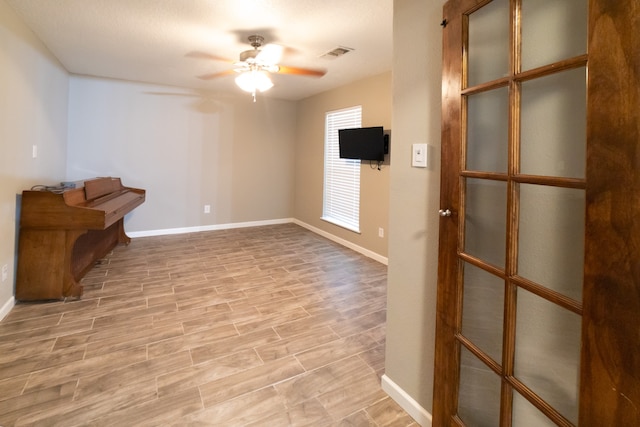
[188,35,326,100]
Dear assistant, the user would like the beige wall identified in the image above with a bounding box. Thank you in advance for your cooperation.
[0,1,69,315]
[294,72,392,259]
[384,0,445,421]
[67,77,297,233]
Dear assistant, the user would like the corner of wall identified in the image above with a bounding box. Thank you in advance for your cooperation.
[0,296,15,322]
[385,0,445,416]
[0,0,70,319]
[382,374,433,426]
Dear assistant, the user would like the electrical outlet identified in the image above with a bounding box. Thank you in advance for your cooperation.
[32,145,38,158]
[1,264,7,282]
[204,205,211,214]
[378,227,384,238]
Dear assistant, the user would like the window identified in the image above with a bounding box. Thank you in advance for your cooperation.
[322,106,362,232]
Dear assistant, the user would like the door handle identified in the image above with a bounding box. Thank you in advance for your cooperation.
[439,209,452,217]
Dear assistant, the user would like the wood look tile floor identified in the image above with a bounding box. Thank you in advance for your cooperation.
[0,224,418,426]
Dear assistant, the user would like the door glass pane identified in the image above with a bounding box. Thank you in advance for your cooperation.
[521,0,588,71]
[461,262,504,363]
[458,346,502,427]
[517,184,585,301]
[514,289,581,425]
[467,87,509,173]
[465,178,507,268]
[468,0,510,86]
[512,392,557,427]
[520,67,587,179]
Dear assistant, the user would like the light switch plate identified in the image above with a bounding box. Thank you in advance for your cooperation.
[412,143,428,168]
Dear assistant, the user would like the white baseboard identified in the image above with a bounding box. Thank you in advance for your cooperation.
[127,218,294,238]
[126,218,388,266]
[292,219,388,265]
[0,296,15,322]
[381,374,432,427]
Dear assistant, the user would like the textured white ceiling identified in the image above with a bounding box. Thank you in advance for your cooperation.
[6,0,393,100]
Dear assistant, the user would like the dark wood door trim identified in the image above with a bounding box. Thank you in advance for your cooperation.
[581,1,640,425]
[432,0,467,423]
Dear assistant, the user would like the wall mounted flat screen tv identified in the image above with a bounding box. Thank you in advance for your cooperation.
[338,126,387,161]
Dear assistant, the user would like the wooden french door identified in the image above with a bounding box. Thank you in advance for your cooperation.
[433,0,639,426]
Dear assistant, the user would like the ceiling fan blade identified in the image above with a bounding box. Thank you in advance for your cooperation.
[186,51,234,63]
[197,69,236,80]
[256,44,284,65]
[277,65,326,78]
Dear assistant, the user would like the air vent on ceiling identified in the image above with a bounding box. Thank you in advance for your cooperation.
[320,46,354,59]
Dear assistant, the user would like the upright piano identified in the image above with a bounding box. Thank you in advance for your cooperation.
[16,177,146,301]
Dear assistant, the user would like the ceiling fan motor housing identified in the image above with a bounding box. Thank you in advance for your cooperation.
[239,35,265,63]
[239,49,260,62]
[248,35,264,48]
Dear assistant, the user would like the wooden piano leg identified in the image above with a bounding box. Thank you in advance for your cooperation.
[62,275,84,299]
[63,230,86,298]
[117,219,132,245]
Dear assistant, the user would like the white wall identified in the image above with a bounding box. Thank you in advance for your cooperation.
[383,0,445,424]
[0,0,69,317]
[67,77,297,233]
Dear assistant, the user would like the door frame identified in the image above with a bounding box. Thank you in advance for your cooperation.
[580,1,640,424]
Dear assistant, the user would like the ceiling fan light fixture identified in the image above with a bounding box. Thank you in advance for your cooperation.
[235,70,274,93]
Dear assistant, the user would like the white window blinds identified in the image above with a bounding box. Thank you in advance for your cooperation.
[322,106,362,232]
